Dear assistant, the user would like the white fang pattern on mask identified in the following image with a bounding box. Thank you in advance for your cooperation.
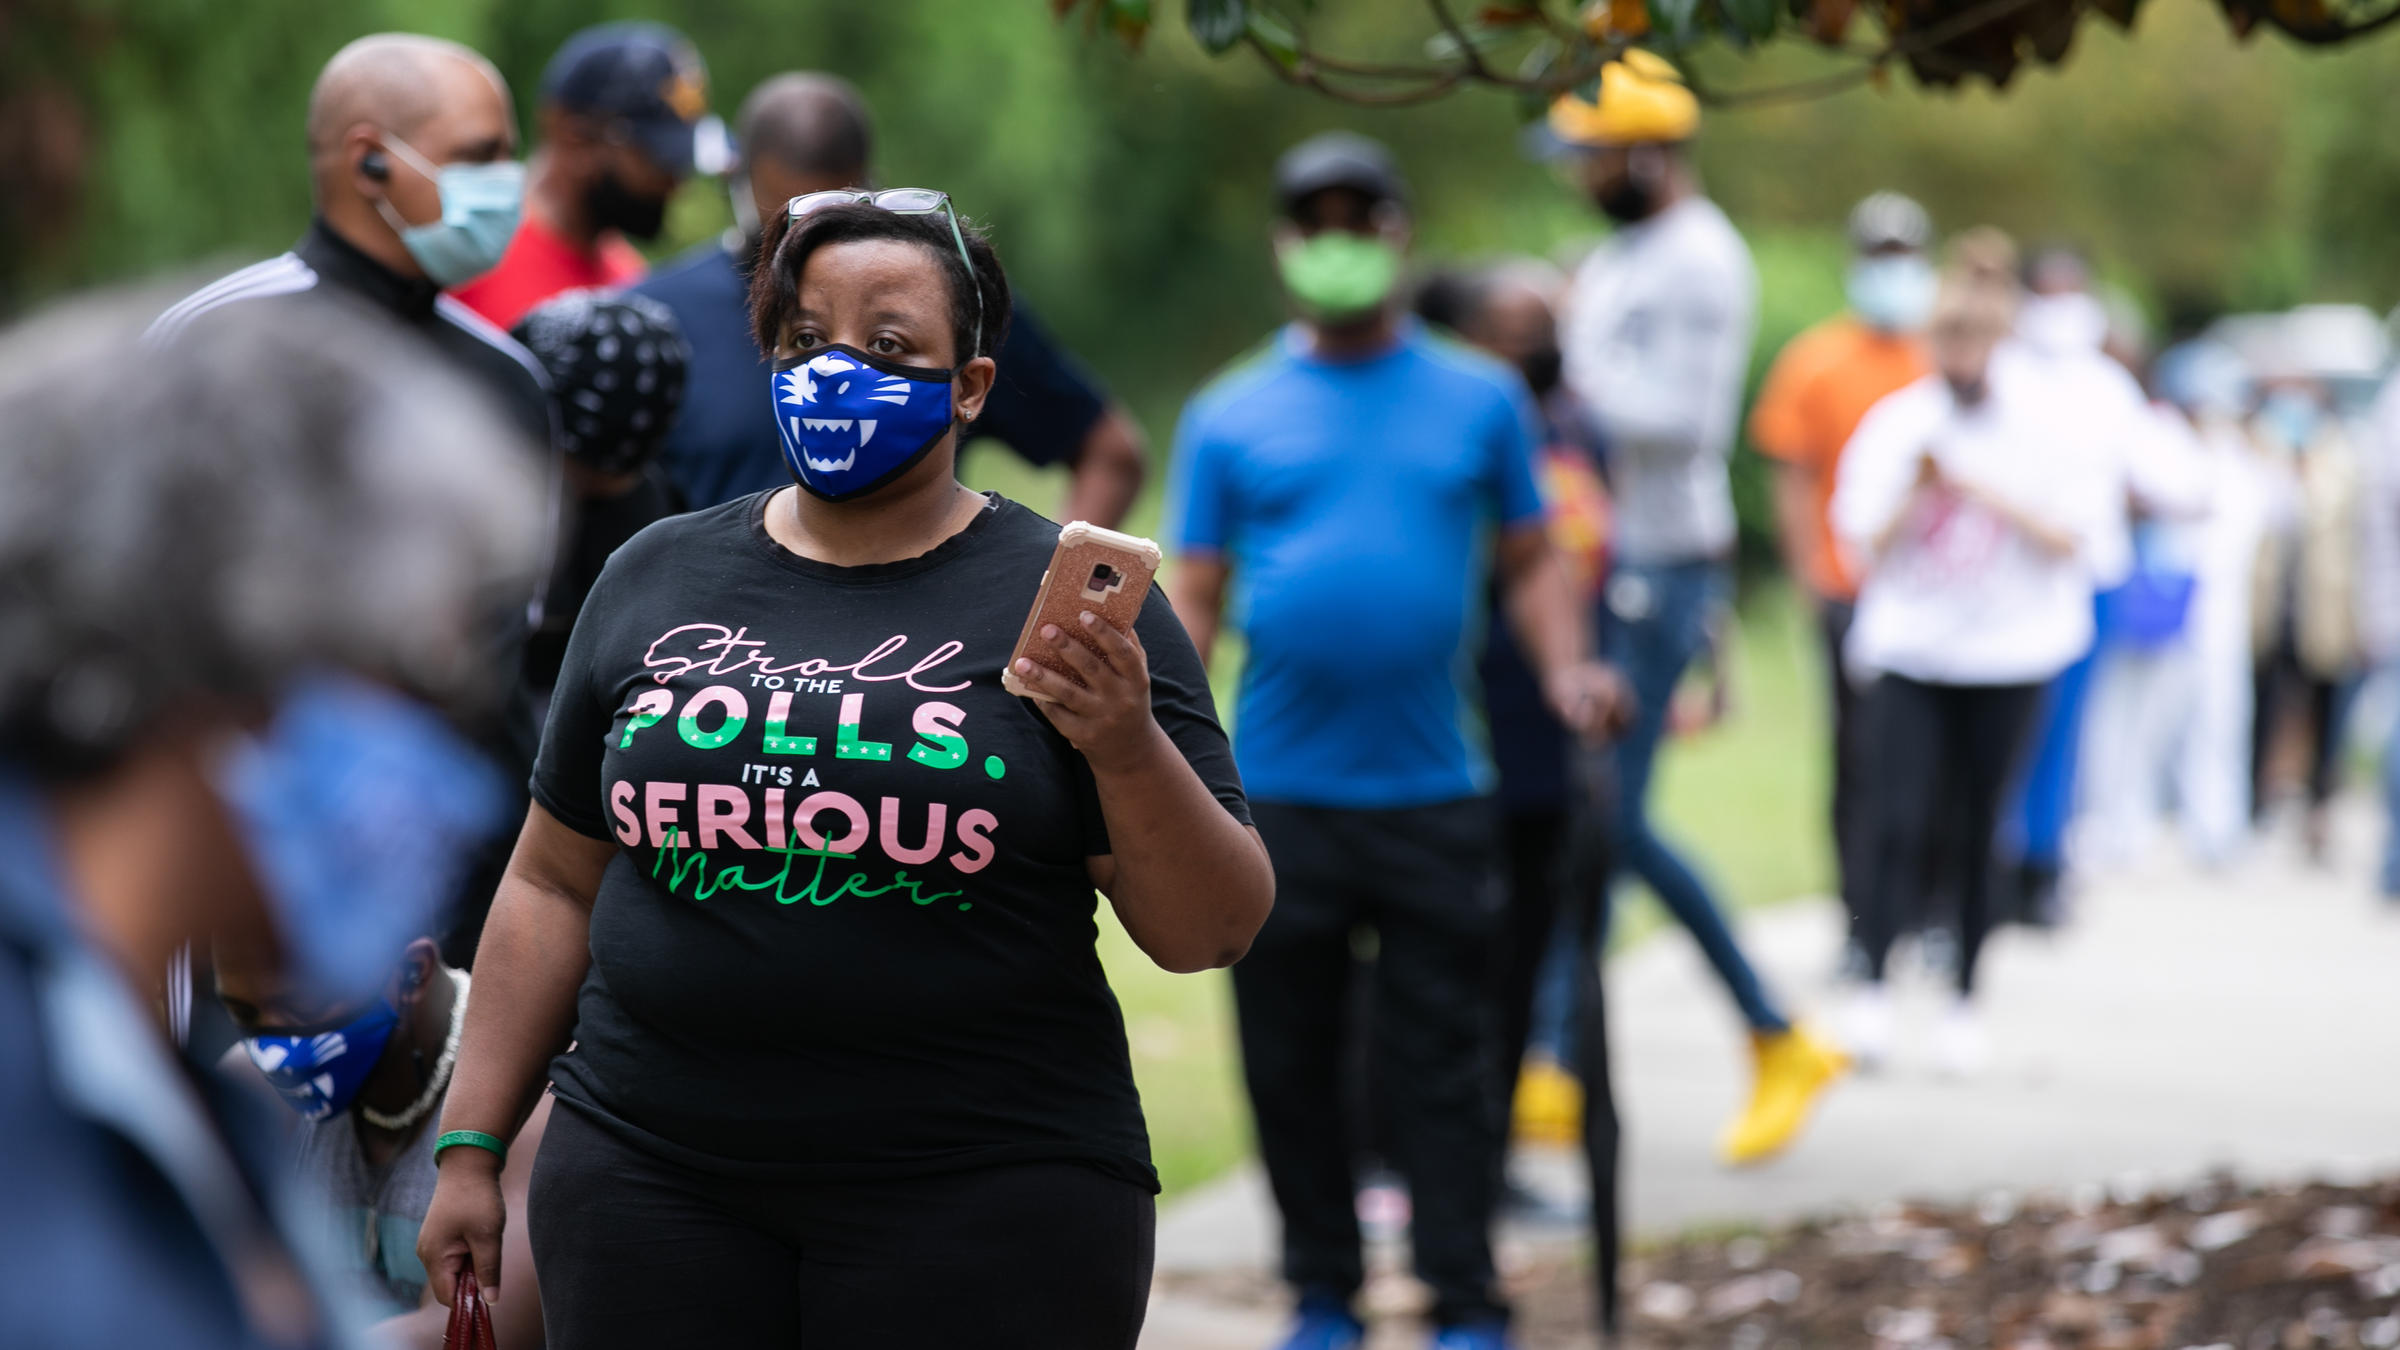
[787,412,884,470]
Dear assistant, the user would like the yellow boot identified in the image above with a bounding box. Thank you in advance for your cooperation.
[1511,1055,1584,1146]
[1718,1025,1848,1166]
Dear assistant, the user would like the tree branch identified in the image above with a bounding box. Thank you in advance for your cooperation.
[1428,0,1500,78]
[1246,33,1472,104]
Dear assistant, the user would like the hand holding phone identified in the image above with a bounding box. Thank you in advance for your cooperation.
[1002,522,1162,703]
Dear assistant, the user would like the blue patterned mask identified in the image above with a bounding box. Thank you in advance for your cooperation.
[244,999,399,1121]
[770,344,958,501]
[212,675,508,1004]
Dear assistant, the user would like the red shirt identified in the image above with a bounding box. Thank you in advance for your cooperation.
[448,214,648,330]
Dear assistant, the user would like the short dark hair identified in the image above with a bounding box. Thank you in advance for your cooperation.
[736,73,872,181]
[748,202,1011,368]
[1411,266,1479,334]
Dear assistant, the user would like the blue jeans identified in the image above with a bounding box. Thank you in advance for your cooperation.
[1603,560,1788,1034]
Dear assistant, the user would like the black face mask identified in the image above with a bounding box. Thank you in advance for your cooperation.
[1594,179,1658,224]
[1520,344,1563,398]
[1946,373,1990,408]
[586,171,669,242]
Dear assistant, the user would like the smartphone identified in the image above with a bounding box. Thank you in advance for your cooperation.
[1001,521,1163,703]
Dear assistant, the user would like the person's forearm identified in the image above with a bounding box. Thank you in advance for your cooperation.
[1062,408,1147,529]
[436,872,591,1147]
[1502,542,1591,681]
[1770,463,1827,596]
[1093,729,1272,974]
[1953,478,2079,558]
[1164,560,1227,668]
[1176,604,1219,670]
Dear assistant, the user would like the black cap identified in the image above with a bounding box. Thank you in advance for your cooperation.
[540,22,726,178]
[1274,132,1408,216]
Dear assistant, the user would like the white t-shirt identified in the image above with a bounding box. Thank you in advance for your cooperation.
[1832,354,2119,686]
[1561,196,1756,564]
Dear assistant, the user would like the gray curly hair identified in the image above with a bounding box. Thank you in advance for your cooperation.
[0,288,548,777]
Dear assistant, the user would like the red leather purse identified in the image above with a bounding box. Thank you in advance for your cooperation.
[443,1270,499,1350]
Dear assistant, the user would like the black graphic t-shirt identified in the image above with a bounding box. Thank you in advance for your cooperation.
[530,492,1246,1191]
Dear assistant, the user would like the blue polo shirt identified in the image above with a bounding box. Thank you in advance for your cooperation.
[1170,322,1545,808]
[632,242,1109,509]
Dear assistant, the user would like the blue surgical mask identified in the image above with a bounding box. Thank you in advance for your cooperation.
[374,135,524,288]
[770,344,958,501]
[244,999,399,1121]
[1848,255,1937,333]
[2258,390,2322,452]
[212,674,508,1004]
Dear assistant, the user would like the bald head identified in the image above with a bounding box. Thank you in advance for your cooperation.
[304,34,517,277]
[737,73,873,184]
[308,35,503,157]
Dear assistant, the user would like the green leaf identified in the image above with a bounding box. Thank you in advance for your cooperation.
[1517,34,1564,81]
[1722,0,1779,39]
[1247,11,1304,64]
[1513,36,1563,116]
[1424,21,1509,60]
[1106,0,1156,43]
[1647,0,1700,40]
[1188,0,1251,52]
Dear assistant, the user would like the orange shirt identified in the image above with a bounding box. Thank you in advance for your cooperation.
[448,214,648,331]
[1749,316,1930,600]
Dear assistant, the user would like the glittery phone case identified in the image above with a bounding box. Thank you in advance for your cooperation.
[1000,521,1163,703]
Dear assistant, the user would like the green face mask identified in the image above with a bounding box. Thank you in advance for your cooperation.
[1277,231,1401,320]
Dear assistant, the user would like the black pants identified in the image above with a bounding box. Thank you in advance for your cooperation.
[1856,676,2042,997]
[1818,599,1872,928]
[2250,645,2347,815]
[528,1103,1155,1349]
[1235,799,1506,1329]
[1491,797,1621,1332]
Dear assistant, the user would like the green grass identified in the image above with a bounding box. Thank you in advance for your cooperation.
[957,451,1836,1195]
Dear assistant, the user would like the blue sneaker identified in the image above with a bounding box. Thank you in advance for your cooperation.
[1429,1321,1514,1350]
[1272,1293,1364,1350]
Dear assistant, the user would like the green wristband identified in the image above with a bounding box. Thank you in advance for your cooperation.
[434,1130,508,1165]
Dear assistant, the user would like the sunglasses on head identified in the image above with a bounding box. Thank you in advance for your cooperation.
[786,188,985,359]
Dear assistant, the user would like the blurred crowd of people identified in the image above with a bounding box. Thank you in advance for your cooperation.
[9,16,2400,1350]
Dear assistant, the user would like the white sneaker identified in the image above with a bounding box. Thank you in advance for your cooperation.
[1839,984,1894,1071]
[1935,999,1985,1078]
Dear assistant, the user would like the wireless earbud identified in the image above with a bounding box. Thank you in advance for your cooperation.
[361,149,390,182]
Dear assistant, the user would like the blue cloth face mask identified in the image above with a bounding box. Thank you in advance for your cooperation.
[243,999,399,1121]
[212,674,508,1004]
[2258,390,2322,451]
[1847,255,1937,333]
[770,345,958,501]
[374,135,524,288]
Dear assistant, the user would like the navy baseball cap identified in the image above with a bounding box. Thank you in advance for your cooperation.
[540,22,731,178]
[1274,132,1409,215]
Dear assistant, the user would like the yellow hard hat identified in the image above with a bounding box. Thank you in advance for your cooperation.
[1547,50,1700,147]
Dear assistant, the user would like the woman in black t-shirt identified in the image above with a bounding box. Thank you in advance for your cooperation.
[416,197,1273,1350]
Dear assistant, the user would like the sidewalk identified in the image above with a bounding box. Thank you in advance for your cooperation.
[1143,808,2400,1348]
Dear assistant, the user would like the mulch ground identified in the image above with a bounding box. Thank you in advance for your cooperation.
[1514,1173,2400,1350]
